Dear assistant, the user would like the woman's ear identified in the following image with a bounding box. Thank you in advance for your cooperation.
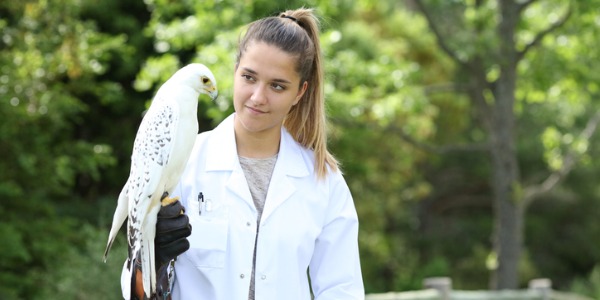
[294,81,308,105]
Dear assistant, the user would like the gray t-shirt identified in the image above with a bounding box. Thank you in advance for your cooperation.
[238,154,278,300]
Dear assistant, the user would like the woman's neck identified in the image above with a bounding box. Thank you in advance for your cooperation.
[234,122,281,159]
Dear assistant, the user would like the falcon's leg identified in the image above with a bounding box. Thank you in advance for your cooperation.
[160,191,180,207]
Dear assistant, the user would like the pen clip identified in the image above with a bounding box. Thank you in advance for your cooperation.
[198,192,204,215]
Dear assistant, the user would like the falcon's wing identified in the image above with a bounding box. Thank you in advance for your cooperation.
[102,95,179,264]
[129,95,179,205]
[126,95,180,293]
[128,94,179,248]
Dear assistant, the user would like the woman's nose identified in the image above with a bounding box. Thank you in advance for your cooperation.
[250,84,267,104]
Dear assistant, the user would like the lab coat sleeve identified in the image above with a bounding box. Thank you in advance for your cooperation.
[309,171,365,299]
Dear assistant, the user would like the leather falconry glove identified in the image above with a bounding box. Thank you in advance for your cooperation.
[155,199,192,268]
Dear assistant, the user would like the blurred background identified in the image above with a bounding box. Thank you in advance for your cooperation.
[1,0,600,299]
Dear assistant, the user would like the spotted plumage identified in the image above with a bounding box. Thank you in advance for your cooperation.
[103,63,218,298]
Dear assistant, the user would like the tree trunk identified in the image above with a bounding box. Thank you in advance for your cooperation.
[489,128,523,290]
[489,0,522,289]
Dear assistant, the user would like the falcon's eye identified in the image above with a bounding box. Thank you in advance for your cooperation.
[202,77,210,84]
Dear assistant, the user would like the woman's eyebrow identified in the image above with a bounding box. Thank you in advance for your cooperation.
[272,78,292,84]
[242,67,292,84]
[242,67,258,75]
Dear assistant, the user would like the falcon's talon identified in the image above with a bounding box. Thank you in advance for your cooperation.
[160,195,180,207]
[160,191,169,201]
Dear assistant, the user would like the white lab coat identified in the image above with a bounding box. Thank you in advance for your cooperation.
[122,114,364,299]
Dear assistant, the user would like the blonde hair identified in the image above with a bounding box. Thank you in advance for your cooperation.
[236,8,339,178]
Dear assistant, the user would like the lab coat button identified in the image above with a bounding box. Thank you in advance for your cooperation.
[240,273,245,279]
[261,275,266,280]
[246,221,251,227]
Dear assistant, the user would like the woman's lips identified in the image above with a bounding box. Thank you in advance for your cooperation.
[247,106,266,114]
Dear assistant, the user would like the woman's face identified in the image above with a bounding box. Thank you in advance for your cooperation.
[233,41,307,138]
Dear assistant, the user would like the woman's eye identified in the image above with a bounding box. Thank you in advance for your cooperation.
[271,83,285,91]
[242,74,254,82]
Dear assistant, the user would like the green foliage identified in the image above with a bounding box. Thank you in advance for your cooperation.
[0,0,145,298]
[34,224,126,300]
[570,265,600,299]
[318,5,439,292]
[0,0,125,197]
[0,201,84,299]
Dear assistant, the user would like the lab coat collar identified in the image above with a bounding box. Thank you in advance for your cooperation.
[205,113,310,177]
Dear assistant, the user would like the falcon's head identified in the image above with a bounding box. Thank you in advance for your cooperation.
[179,63,219,101]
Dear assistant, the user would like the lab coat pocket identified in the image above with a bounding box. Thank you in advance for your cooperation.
[186,199,229,268]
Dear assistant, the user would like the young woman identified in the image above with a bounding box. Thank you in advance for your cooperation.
[125,8,364,299]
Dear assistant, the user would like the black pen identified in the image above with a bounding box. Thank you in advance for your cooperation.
[198,192,204,215]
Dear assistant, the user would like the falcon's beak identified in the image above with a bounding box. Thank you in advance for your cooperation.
[202,84,218,102]
[209,89,218,102]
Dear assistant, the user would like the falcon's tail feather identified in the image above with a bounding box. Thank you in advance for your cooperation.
[140,200,161,298]
[141,233,158,298]
[103,185,129,262]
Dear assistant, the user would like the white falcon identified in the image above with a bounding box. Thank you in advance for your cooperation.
[103,63,218,297]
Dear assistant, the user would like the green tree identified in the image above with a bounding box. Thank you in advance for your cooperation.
[412,0,600,289]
